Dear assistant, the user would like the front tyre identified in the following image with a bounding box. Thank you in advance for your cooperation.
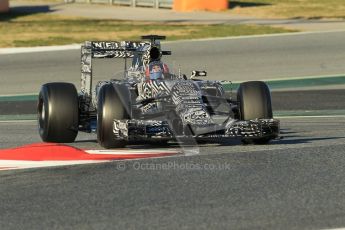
[38,82,79,143]
[97,84,131,149]
[237,81,273,144]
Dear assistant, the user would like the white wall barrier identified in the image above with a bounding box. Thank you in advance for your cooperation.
[66,0,173,9]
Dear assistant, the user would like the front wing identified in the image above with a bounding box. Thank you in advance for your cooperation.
[112,118,280,141]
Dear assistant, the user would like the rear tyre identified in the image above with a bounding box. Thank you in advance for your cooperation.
[38,82,79,143]
[97,84,131,149]
[237,81,273,145]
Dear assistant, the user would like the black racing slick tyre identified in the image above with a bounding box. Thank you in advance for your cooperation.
[38,82,79,143]
[237,81,273,144]
[97,84,131,149]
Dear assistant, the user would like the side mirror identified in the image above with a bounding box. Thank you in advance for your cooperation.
[191,71,207,79]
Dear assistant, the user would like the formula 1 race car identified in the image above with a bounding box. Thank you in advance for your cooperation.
[37,35,280,148]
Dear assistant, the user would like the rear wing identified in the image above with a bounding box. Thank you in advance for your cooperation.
[81,39,171,97]
[86,41,149,58]
[81,41,149,97]
[79,36,171,113]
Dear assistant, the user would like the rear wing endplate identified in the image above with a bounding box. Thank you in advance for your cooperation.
[81,41,149,97]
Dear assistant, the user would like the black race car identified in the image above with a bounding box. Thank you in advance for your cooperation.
[37,35,279,148]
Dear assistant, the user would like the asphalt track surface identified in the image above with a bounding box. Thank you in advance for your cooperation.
[1,32,345,229]
[1,116,345,230]
[1,31,345,95]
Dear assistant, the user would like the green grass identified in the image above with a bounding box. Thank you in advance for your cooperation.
[0,12,296,47]
[230,0,345,19]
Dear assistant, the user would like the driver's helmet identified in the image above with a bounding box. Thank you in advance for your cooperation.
[145,61,169,80]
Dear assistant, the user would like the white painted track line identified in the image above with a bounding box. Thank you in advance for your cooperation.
[165,29,345,44]
[0,160,109,170]
[322,228,345,230]
[276,115,345,119]
[0,120,37,123]
[0,44,80,55]
[85,149,181,154]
